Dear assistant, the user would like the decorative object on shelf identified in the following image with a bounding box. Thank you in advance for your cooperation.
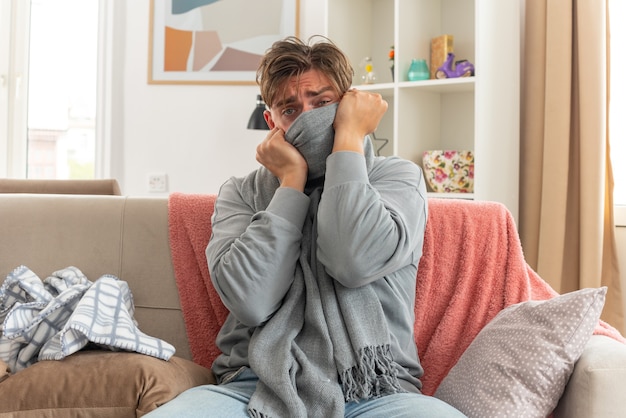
[407,59,429,81]
[422,150,474,193]
[389,46,395,81]
[247,95,270,130]
[430,34,454,79]
[435,53,475,79]
[360,57,377,84]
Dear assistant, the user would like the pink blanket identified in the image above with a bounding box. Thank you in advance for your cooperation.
[168,193,625,394]
[168,193,227,368]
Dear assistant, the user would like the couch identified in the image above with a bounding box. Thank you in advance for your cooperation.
[1,192,625,417]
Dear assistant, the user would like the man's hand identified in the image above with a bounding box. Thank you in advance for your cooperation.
[256,127,308,191]
[333,89,388,154]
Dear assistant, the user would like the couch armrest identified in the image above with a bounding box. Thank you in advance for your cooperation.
[555,335,626,417]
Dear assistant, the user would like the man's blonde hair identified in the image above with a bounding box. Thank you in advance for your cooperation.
[256,36,354,108]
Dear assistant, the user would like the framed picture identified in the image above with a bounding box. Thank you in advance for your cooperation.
[149,0,300,85]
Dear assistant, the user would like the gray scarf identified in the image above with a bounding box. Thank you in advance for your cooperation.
[243,104,405,418]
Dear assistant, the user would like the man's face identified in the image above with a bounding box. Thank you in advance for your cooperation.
[264,69,341,132]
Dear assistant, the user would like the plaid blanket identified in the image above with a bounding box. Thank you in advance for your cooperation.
[0,266,174,373]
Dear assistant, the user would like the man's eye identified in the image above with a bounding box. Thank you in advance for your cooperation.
[283,108,296,116]
[317,98,338,108]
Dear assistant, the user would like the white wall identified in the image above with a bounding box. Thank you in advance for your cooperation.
[113,1,326,195]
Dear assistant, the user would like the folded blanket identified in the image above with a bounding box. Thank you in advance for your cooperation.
[168,194,626,395]
[0,266,174,373]
[168,193,225,368]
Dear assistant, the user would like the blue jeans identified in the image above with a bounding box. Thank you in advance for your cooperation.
[145,369,466,418]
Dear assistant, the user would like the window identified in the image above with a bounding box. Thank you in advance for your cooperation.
[27,0,99,179]
[1,0,102,179]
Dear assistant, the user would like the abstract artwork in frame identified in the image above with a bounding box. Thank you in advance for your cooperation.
[149,0,300,85]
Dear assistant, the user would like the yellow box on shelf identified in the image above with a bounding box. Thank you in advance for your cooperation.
[430,34,454,79]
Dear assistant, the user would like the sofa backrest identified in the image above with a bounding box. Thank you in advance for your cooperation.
[0,194,191,360]
[0,179,121,195]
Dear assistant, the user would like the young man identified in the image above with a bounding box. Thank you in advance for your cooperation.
[146,36,465,418]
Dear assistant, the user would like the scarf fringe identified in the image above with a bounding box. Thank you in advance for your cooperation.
[341,344,405,402]
[247,409,270,418]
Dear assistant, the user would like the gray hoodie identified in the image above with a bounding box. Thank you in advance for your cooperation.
[206,104,428,397]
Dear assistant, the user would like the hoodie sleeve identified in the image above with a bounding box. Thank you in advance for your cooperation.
[317,151,428,288]
[206,179,310,326]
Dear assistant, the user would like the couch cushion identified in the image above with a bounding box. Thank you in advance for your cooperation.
[0,195,192,362]
[0,359,8,384]
[434,287,606,417]
[0,350,215,418]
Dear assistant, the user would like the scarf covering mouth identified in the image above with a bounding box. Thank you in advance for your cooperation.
[284,103,338,180]
[283,103,377,181]
[243,104,404,418]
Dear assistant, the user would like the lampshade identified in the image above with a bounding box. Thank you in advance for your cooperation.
[247,95,270,130]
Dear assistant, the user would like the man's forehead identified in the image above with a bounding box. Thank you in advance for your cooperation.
[270,70,335,105]
[274,87,333,106]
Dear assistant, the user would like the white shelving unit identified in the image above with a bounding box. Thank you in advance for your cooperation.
[326,0,520,221]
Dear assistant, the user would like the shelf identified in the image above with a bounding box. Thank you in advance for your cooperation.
[398,77,475,93]
[355,77,475,95]
[354,82,394,92]
[326,0,520,222]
